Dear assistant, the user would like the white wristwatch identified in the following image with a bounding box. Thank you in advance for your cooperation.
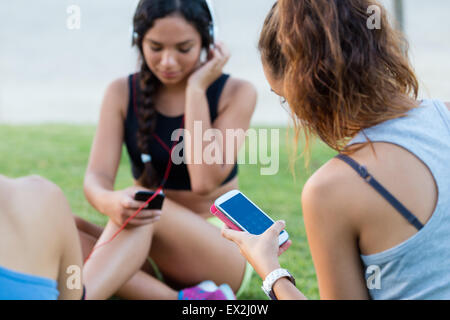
[262,268,296,300]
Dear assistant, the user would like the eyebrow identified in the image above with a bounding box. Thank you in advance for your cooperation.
[147,39,195,46]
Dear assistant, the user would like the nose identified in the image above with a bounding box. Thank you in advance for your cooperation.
[160,50,177,69]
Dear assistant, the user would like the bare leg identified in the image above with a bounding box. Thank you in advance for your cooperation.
[150,198,247,293]
[74,196,247,299]
[75,217,178,300]
[79,218,177,300]
[74,216,154,276]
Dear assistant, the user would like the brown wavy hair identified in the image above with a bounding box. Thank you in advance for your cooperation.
[132,0,213,188]
[259,0,419,161]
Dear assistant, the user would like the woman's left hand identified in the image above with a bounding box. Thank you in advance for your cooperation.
[187,42,231,91]
[221,220,292,280]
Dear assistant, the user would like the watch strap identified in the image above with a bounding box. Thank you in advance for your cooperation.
[262,268,295,300]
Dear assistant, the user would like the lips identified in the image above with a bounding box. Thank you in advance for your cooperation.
[160,71,181,79]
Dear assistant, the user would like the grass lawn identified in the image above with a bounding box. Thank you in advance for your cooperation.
[0,124,337,300]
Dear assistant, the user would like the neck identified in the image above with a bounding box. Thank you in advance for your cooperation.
[161,79,188,95]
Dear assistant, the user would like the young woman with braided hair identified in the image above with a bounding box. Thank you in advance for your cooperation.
[75,0,257,300]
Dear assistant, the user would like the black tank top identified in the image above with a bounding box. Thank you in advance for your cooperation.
[124,73,238,190]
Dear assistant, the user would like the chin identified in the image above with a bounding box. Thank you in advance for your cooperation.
[154,72,187,86]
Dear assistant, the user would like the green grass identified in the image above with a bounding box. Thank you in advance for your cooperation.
[0,124,337,300]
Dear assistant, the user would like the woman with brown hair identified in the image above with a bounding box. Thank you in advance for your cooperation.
[223,0,450,300]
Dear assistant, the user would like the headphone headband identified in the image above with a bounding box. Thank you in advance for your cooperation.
[205,0,218,44]
[132,0,218,46]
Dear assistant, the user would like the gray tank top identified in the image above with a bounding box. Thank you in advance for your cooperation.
[347,99,450,300]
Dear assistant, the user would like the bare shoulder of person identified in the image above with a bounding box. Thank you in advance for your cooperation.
[15,175,59,196]
[12,176,66,221]
[445,102,450,112]
[218,77,257,114]
[301,157,366,228]
[103,76,130,119]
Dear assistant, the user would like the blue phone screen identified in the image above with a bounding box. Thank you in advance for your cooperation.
[219,193,274,235]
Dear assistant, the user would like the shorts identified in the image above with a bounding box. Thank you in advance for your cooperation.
[147,216,254,298]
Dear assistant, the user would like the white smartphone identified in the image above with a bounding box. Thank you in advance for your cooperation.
[214,190,289,246]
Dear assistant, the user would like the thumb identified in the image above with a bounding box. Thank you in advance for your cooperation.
[120,195,133,207]
[221,227,246,245]
[121,195,141,209]
[267,220,286,237]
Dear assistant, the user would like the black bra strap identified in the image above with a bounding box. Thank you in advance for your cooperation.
[336,154,424,231]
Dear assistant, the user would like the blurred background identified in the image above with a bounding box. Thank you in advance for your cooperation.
[0,0,449,125]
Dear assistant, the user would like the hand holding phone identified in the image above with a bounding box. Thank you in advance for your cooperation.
[212,190,289,246]
[134,191,165,210]
[215,190,292,280]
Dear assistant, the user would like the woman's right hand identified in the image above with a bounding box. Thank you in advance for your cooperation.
[102,186,162,228]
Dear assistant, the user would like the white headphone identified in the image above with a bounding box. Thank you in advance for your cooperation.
[205,0,218,45]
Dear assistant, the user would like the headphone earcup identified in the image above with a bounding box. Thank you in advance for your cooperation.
[200,48,208,64]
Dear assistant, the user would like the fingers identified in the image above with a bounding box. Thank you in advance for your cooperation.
[278,240,292,256]
[121,197,147,210]
[221,227,247,245]
[123,209,161,221]
[125,216,161,228]
[215,42,230,60]
[131,209,162,220]
[215,42,230,67]
[208,42,230,70]
[117,208,161,227]
[267,220,286,238]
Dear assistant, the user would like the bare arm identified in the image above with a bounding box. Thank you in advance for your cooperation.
[83,78,128,215]
[83,78,160,227]
[185,79,257,194]
[184,43,257,195]
[301,171,370,300]
[445,102,450,112]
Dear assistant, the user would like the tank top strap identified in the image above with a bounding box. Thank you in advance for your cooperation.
[206,74,231,121]
[335,154,424,231]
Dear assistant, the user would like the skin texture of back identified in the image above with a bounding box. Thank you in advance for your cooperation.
[0,175,83,300]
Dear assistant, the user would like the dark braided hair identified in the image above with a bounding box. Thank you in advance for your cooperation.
[132,0,214,188]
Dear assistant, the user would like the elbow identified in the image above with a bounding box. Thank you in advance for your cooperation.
[82,175,91,199]
[190,179,219,196]
[82,172,99,207]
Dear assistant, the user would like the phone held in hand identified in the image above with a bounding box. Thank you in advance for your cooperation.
[134,191,165,210]
[211,190,289,246]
